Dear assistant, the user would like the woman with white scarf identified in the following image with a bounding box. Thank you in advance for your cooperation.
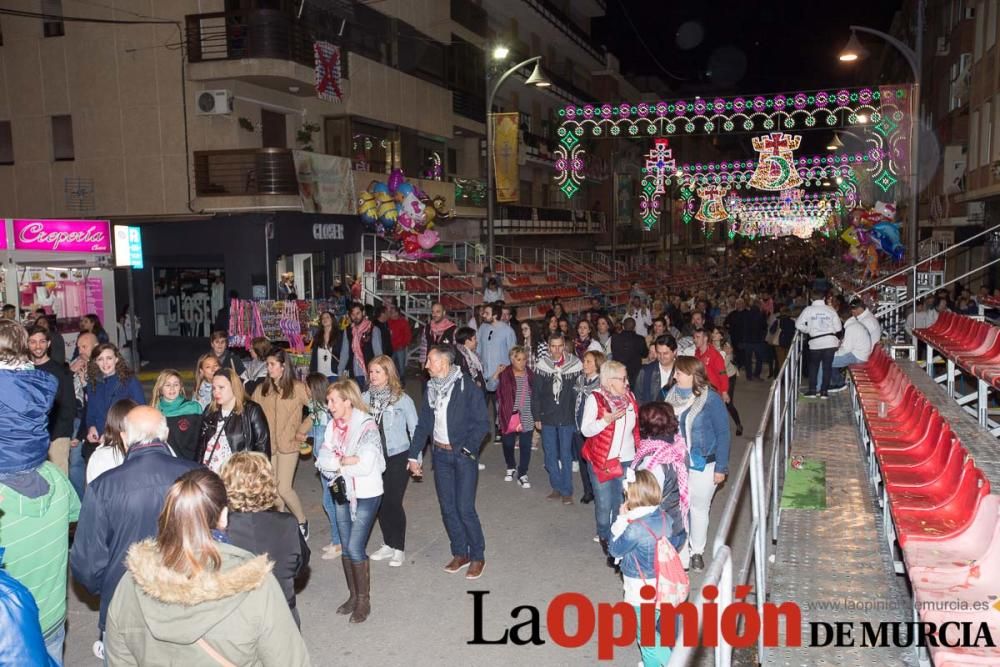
[316,378,385,624]
[663,356,730,573]
[580,360,639,562]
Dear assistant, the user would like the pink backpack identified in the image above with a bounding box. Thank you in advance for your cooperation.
[632,514,689,605]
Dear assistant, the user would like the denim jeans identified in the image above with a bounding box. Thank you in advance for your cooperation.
[501,430,532,477]
[319,475,341,546]
[827,351,864,388]
[541,424,576,496]
[392,348,408,378]
[589,460,631,542]
[633,606,672,667]
[807,347,836,394]
[44,622,66,666]
[334,495,381,562]
[743,342,767,379]
[432,446,485,560]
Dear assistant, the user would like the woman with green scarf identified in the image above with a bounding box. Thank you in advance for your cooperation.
[151,369,204,461]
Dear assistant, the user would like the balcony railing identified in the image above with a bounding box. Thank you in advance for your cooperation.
[450,0,487,37]
[522,0,606,65]
[484,206,606,235]
[185,10,322,71]
[193,148,298,197]
[453,89,486,123]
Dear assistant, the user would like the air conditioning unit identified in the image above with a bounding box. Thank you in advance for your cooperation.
[936,36,950,55]
[196,90,232,115]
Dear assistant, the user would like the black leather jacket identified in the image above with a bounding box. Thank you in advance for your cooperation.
[195,399,271,462]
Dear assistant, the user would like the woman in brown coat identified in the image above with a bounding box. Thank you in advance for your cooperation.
[252,349,313,539]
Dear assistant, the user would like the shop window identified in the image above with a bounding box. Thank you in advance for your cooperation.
[51,115,74,161]
[0,121,12,165]
[42,0,65,37]
[153,268,226,337]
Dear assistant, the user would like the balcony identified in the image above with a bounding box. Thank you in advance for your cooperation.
[450,0,488,37]
[185,10,339,95]
[453,89,486,123]
[484,206,606,235]
[522,0,606,65]
[193,148,302,211]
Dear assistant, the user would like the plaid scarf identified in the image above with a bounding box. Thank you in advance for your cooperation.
[427,367,463,411]
[633,436,690,532]
[350,319,373,376]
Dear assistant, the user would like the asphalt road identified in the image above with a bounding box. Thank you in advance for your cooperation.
[62,374,773,666]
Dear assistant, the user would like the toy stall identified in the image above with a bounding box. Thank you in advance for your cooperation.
[1,219,117,357]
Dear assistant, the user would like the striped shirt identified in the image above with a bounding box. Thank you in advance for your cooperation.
[0,462,81,635]
[514,374,534,431]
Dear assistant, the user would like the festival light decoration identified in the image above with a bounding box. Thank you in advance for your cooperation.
[639,139,674,229]
[748,132,803,191]
[694,185,729,223]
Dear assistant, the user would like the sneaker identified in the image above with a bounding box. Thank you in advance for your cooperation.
[370,544,395,561]
[389,549,405,567]
[828,384,848,394]
[572,461,580,473]
[478,463,486,471]
[517,475,531,489]
[93,640,105,660]
[690,553,705,571]
[802,391,817,398]
[321,544,342,560]
[820,393,829,400]
[593,535,600,543]
[298,521,309,541]
[504,468,516,482]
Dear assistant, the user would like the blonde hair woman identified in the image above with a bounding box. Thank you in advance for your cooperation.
[251,349,313,539]
[104,468,310,665]
[221,452,310,626]
[362,356,417,568]
[151,369,203,461]
[315,378,385,623]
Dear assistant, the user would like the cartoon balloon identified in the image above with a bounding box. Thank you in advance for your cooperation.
[388,168,405,193]
[417,229,440,249]
[396,182,415,198]
[359,192,378,226]
[401,231,421,255]
[397,212,414,231]
[371,181,390,195]
[378,200,398,228]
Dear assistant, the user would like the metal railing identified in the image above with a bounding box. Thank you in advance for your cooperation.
[193,148,298,197]
[185,10,320,70]
[670,332,803,666]
[481,207,606,236]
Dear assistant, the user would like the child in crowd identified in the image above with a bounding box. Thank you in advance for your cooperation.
[306,372,341,559]
[194,353,221,409]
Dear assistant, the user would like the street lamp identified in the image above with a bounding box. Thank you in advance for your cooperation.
[826,134,845,151]
[838,3,924,264]
[485,50,550,269]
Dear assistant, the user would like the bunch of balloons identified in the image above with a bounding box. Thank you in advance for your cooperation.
[840,200,904,280]
[357,168,453,260]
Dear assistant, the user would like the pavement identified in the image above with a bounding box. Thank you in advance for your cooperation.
[62,371,774,666]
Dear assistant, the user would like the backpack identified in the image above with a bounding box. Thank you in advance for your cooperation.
[632,514,689,605]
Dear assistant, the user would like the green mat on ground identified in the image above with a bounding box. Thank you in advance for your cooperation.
[780,460,827,509]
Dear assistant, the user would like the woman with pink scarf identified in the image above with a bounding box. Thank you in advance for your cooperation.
[629,402,689,554]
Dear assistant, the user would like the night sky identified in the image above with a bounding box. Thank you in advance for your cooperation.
[594,0,905,96]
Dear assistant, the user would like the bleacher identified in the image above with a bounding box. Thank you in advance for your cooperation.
[849,345,1000,665]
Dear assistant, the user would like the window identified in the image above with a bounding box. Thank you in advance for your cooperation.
[994,95,1000,161]
[983,101,992,167]
[349,4,391,65]
[988,0,997,50]
[42,0,64,37]
[975,0,985,60]
[51,115,74,161]
[400,130,445,179]
[350,119,398,173]
[153,268,226,337]
[0,121,12,164]
[970,108,980,168]
[396,22,446,86]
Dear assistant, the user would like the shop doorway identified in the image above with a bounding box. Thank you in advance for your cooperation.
[261,109,287,149]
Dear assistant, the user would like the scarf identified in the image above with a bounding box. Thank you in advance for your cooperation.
[367,386,393,420]
[603,389,632,414]
[535,353,583,404]
[350,319,373,376]
[156,395,203,418]
[665,386,708,464]
[429,317,454,340]
[574,336,592,360]
[574,373,600,418]
[633,436,690,532]
[457,344,483,378]
[427,366,463,411]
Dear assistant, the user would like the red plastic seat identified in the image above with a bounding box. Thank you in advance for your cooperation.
[904,495,1000,571]
[876,419,950,466]
[882,436,966,487]
[869,403,937,444]
[893,467,991,547]
[888,458,975,509]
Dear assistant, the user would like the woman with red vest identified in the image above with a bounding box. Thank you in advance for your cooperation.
[580,360,639,564]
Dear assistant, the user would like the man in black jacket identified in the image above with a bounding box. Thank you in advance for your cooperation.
[741,299,769,381]
[635,334,678,403]
[27,326,75,476]
[610,318,648,386]
[70,406,200,641]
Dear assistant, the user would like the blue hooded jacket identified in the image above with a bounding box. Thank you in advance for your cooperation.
[0,548,58,667]
[0,368,57,475]
[84,373,146,434]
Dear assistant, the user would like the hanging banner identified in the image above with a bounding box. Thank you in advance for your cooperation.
[492,112,520,202]
[292,151,356,214]
[314,41,344,102]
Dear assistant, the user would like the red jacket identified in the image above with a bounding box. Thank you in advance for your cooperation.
[581,390,640,469]
[696,344,729,395]
[387,317,413,350]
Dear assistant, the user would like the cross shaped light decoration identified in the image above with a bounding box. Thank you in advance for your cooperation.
[644,138,673,195]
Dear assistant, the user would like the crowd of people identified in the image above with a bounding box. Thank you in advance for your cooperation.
[1,238,909,666]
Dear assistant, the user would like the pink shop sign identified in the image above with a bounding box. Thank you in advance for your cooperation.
[13,219,112,253]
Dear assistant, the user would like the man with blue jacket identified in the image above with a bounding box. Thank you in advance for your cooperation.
[70,406,200,651]
[408,345,490,580]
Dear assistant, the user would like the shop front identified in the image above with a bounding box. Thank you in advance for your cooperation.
[1,218,117,358]
[132,212,362,358]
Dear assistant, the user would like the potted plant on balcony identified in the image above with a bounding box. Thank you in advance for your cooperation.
[296,121,321,152]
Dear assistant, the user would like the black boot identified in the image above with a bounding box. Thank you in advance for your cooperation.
[336,556,356,615]
[350,561,371,623]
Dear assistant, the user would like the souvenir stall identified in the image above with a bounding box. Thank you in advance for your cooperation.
[228,297,344,379]
[1,219,117,358]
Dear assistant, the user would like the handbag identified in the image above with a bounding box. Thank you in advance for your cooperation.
[592,457,624,483]
[328,475,350,505]
[504,378,528,435]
